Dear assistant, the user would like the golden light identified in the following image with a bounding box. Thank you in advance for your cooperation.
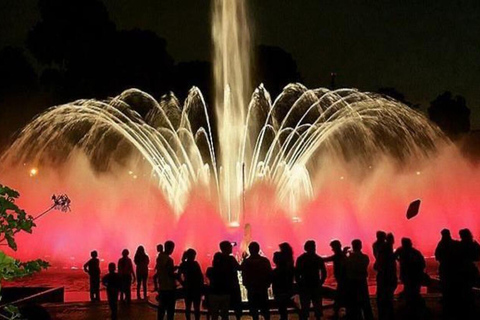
[29,168,38,177]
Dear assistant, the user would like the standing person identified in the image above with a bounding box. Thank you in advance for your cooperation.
[118,249,136,303]
[295,240,327,320]
[272,251,294,320]
[157,240,177,320]
[457,228,480,318]
[345,239,373,320]
[206,253,231,320]
[372,231,387,268]
[375,233,397,320]
[279,242,295,270]
[154,244,164,292]
[83,250,101,302]
[102,262,121,320]
[242,242,273,320]
[434,229,459,317]
[134,245,150,300]
[218,240,243,320]
[324,240,348,319]
[394,238,425,318]
[179,249,204,320]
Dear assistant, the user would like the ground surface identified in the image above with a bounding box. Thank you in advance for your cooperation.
[43,296,452,320]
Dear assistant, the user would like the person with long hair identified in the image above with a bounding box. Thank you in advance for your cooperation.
[134,245,150,300]
[179,249,204,320]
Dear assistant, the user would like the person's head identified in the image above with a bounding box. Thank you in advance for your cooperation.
[213,252,222,267]
[352,239,362,252]
[164,240,175,255]
[441,229,451,240]
[304,240,316,254]
[459,228,473,242]
[219,240,233,255]
[273,251,283,267]
[330,240,342,253]
[122,249,129,257]
[136,245,145,255]
[279,242,293,256]
[248,242,260,256]
[386,233,395,245]
[185,248,197,261]
[401,237,413,249]
[108,262,116,273]
[91,250,98,258]
[376,231,387,242]
[156,244,164,254]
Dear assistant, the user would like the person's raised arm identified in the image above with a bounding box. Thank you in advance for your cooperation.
[323,254,335,263]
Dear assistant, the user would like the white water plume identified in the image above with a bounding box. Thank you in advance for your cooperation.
[1,0,446,226]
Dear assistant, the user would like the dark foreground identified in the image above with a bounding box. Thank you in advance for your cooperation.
[43,294,477,320]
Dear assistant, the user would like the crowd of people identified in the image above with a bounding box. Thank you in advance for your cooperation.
[83,229,480,320]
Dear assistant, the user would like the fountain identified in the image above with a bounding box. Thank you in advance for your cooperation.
[1,0,479,264]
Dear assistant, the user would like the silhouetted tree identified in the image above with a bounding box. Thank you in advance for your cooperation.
[0,47,38,100]
[254,45,302,98]
[0,47,41,150]
[428,91,470,139]
[173,60,212,104]
[27,0,175,101]
[378,87,419,109]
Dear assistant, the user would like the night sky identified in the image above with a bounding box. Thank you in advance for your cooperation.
[1,0,479,128]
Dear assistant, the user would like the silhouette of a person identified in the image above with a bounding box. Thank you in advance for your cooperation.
[345,239,373,320]
[457,228,480,318]
[394,238,425,318]
[218,240,243,320]
[156,240,177,320]
[375,233,397,320]
[206,252,231,320]
[134,245,150,300]
[434,229,459,317]
[154,244,164,292]
[242,242,272,320]
[102,262,121,320]
[179,248,204,320]
[324,240,348,319]
[279,242,295,270]
[83,250,101,302]
[118,249,136,303]
[295,240,327,320]
[272,251,294,320]
[372,231,387,269]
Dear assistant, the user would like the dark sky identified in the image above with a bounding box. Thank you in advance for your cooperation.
[1,0,480,128]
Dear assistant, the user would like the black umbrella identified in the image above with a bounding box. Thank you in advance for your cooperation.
[406,199,421,220]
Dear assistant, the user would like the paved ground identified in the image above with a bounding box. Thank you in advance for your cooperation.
[42,296,457,320]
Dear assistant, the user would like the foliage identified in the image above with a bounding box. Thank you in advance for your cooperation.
[428,91,470,139]
[0,184,50,320]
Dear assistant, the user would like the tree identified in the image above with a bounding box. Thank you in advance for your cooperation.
[0,185,70,319]
[254,45,302,98]
[27,0,175,101]
[173,60,212,103]
[428,91,470,139]
[378,87,419,109]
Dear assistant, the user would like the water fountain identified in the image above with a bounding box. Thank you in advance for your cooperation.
[1,0,479,264]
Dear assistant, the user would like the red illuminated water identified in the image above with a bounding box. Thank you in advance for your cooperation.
[1,145,479,270]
